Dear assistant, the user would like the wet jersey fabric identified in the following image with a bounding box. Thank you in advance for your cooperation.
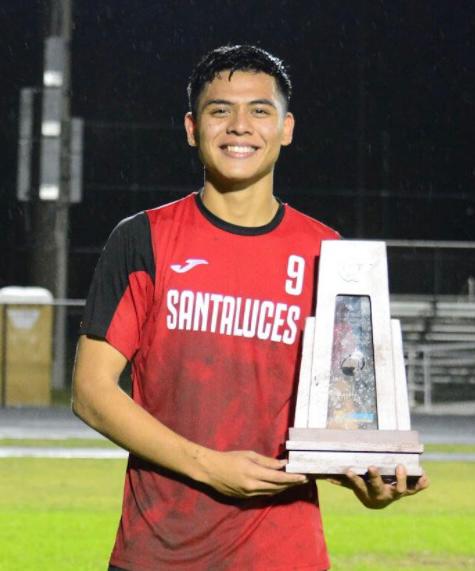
[80,192,339,571]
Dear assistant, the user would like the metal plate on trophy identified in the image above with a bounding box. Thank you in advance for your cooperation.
[327,295,377,430]
[286,241,423,476]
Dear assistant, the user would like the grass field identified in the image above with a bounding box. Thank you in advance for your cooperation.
[0,453,474,570]
[319,462,475,570]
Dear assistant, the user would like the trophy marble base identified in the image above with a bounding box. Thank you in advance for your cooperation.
[286,428,423,476]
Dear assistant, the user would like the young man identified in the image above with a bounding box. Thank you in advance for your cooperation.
[73,45,428,571]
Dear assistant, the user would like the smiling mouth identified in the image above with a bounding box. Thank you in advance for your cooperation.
[221,145,259,157]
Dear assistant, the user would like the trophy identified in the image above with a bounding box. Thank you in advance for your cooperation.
[286,241,423,476]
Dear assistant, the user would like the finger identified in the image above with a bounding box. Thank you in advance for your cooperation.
[247,453,309,484]
[415,472,430,491]
[325,477,344,487]
[324,475,355,489]
[248,452,288,470]
[345,469,370,500]
[266,473,308,485]
[244,477,309,496]
[406,472,430,495]
[394,464,408,497]
[245,485,298,497]
[256,466,308,486]
[366,466,386,495]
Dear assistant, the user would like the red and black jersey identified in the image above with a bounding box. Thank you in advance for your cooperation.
[81,192,339,571]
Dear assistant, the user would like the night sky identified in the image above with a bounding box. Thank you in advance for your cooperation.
[1,1,474,296]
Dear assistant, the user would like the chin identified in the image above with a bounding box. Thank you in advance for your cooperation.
[206,167,272,191]
[212,176,264,193]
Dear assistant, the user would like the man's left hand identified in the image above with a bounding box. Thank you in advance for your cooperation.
[327,464,430,509]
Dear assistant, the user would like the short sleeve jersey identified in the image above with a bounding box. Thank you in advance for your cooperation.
[80,192,339,571]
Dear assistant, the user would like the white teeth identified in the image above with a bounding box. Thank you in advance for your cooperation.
[226,145,255,153]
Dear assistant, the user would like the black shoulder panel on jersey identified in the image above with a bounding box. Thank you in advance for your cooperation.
[109,211,156,281]
[79,211,155,339]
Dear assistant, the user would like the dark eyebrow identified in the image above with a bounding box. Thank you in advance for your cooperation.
[201,98,277,110]
[201,99,232,109]
[249,99,276,108]
[203,99,231,107]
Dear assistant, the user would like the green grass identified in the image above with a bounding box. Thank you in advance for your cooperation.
[319,462,475,570]
[0,459,474,570]
[0,458,126,571]
[424,443,475,454]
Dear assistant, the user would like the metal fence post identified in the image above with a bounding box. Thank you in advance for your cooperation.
[1,304,7,407]
[406,348,416,407]
[423,349,432,411]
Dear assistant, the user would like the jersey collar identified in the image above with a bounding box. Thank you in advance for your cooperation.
[194,191,285,236]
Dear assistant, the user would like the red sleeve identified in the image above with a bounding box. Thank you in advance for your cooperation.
[80,211,155,361]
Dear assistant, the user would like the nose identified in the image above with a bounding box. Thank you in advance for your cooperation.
[226,108,252,135]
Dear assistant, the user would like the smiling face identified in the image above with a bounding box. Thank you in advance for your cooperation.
[184,70,294,192]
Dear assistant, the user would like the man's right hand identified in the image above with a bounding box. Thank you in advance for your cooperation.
[194,449,308,498]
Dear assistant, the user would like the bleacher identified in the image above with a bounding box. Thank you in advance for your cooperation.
[390,296,475,409]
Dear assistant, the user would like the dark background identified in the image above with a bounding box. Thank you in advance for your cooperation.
[1,0,474,297]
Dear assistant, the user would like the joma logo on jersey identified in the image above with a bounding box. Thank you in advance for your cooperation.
[170,259,208,273]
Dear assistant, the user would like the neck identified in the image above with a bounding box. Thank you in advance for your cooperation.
[201,173,278,227]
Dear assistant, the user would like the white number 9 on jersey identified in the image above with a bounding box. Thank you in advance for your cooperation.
[285,255,305,296]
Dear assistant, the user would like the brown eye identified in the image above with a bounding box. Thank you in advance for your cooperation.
[253,107,270,116]
[211,107,228,116]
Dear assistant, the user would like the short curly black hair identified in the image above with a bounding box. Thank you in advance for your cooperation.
[187,45,292,116]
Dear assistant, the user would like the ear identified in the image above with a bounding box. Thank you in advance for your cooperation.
[281,112,295,147]
[184,112,198,147]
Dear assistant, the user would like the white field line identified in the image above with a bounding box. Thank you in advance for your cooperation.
[423,452,475,462]
[0,448,474,462]
[0,447,128,459]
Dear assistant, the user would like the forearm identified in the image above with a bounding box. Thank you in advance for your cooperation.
[73,383,212,481]
[72,336,308,498]
[72,338,213,483]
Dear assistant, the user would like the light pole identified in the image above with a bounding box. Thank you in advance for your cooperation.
[17,0,82,390]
